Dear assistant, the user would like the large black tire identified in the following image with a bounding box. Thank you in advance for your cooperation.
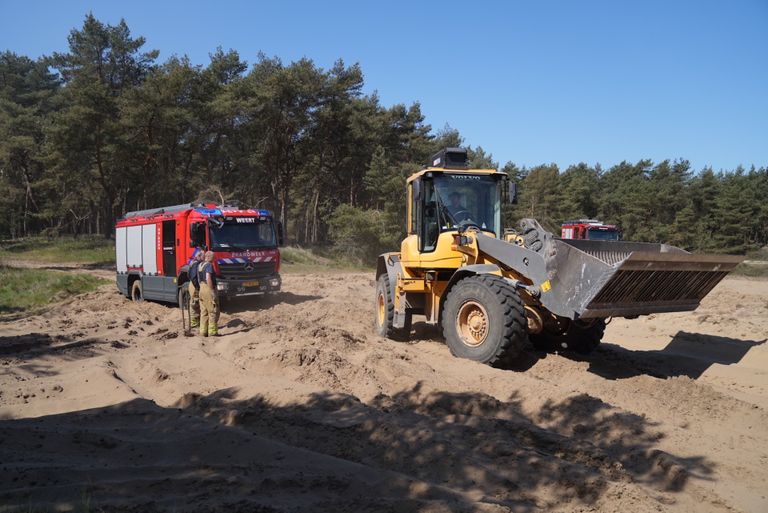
[442,275,528,366]
[532,319,606,355]
[178,284,189,308]
[374,275,411,341]
[178,285,192,335]
[131,280,143,302]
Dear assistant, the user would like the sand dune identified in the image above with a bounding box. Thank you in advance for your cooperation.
[1,270,766,512]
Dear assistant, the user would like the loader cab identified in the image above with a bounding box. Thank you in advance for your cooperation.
[405,148,506,262]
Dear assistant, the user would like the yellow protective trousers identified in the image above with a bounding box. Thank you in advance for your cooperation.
[198,282,220,336]
[188,281,200,328]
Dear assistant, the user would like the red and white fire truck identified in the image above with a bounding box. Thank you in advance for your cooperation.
[115,203,282,305]
[561,219,620,241]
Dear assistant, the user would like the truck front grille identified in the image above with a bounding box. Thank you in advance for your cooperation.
[218,261,276,279]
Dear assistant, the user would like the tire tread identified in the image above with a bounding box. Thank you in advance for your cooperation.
[443,274,528,366]
[375,275,410,341]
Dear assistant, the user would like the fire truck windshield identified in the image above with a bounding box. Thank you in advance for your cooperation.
[587,227,619,241]
[209,219,276,250]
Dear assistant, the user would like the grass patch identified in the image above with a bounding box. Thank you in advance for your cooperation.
[280,246,373,273]
[732,261,768,278]
[0,266,108,313]
[746,246,768,261]
[0,236,115,265]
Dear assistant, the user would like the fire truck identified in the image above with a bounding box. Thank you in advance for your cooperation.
[561,219,620,241]
[115,203,282,305]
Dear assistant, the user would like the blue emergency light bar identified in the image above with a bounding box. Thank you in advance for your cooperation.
[195,207,223,216]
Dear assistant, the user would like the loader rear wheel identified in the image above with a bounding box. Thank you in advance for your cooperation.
[442,275,528,366]
[374,275,411,341]
[566,319,606,354]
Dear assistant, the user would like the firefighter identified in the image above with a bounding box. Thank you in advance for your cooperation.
[187,249,204,329]
[198,250,220,337]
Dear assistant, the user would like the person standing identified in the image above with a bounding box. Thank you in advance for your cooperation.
[187,249,204,330]
[198,250,220,337]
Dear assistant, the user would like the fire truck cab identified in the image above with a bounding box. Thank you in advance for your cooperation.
[115,203,282,305]
[561,219,620,241]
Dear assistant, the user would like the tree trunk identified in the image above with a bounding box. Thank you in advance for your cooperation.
[303,197,310,245]
[279,188,288,243]
[311,190,319,244]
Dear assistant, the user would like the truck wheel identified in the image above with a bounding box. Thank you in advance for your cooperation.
[178,285,189,308]
[533,319,606,355]
[374,275,411,341]
[178,285,191,334]
[442,275,528,366]
[131,280,143,302]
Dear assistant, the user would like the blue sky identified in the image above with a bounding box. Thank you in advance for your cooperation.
[1,0,766,171]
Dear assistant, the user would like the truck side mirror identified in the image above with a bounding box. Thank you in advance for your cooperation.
[508,182,518,205]
[277,221,284,246]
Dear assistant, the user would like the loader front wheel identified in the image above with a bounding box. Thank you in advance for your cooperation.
[442,275,528,366]
[374,275,411,341]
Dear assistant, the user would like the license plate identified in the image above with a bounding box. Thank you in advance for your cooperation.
[243,280,260,287]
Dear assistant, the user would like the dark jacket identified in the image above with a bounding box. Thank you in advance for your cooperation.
[199,262,217,288]
[189,260,201,290]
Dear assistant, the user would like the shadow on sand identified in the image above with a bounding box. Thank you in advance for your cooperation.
[408,321,765,380]
[0,383,714,512]
[581,332,766,380]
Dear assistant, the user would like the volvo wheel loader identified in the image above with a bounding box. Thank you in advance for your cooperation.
[374,148,744,365]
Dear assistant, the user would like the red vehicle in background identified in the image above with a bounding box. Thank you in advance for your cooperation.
[115,203,282,305]
[561,219,620,241]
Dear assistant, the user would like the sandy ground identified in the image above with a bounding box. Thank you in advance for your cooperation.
[0,266,766,512]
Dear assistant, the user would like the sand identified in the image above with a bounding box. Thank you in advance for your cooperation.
[1,266,766,512]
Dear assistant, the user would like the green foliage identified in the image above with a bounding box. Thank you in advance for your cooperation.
[502,159,767,253]
[328,204,393,263]
[0,266,107,313]
[0,237,115,264]
[279,245,369,272]
[510,163,561,231]
[0,13,765,257]
[731,262,768,278]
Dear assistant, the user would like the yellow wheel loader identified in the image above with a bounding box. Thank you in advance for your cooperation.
[374,148,744,366]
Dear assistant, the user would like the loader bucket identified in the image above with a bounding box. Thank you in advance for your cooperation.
[475,233,745,320]
[547,239,744,319]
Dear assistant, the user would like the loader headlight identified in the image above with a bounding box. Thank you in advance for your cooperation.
[217,282,228,291]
